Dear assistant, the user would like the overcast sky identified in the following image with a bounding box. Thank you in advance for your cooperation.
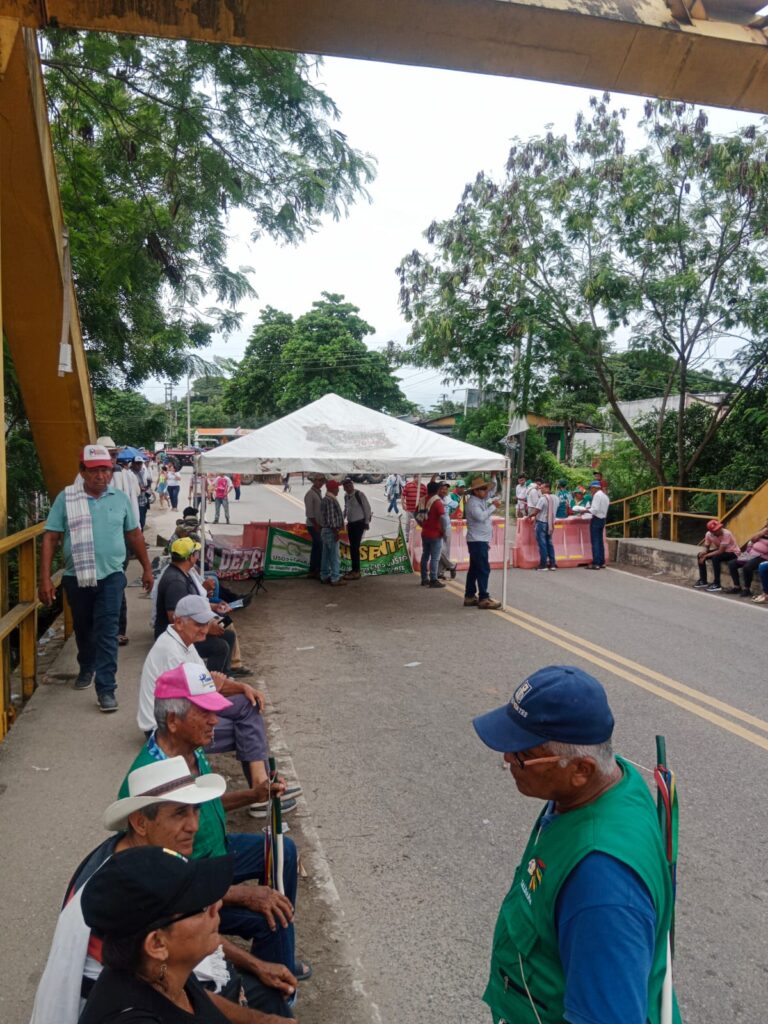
[142,57,754,414]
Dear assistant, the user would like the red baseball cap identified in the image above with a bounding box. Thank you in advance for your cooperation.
[154,663,232,713]
[80,444,114,468]
[325,479,340,492]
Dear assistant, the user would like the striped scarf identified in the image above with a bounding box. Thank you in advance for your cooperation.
[64,476,97,588]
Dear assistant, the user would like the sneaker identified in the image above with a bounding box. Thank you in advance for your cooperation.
[692,580,708,588]
[98,692,119,713]
[548,565,558,571]
[248,797,298,818]
[726,586,741,594]
[740,589,753,597]
[343,571,361,580]
[421,578,430,586]
[478,598,502,610]
[329,579,347,587]
[463,596,478,606]
[429,579,446,588]
[534,567,548,572]
[74,671,93,690]
[229,666,253,678]
[706,583,722,592]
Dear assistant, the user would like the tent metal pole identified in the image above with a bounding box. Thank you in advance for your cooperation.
[502,458,511,610]
[197,457,207,574]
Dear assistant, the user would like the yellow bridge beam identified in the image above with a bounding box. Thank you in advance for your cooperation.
[2,1,768,113]
[0,28,96,498]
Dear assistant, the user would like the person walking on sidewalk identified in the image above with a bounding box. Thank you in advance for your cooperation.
[213,474,233,524]
[38,444,153,712]
[320,480,346,586]
[232,472,242,501]
[463,476,502,609]
[695,518,741,592]
[342,477,371,580]
[419,480,446,588]
[166,466,182,510]
[303,474,325,580]
[586,479,610,570]
[385,473,404,514]
[529,480,558,571]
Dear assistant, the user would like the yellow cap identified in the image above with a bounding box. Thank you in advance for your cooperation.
[170,537,202,559]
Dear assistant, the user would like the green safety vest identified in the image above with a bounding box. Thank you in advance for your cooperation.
[484,758,680,1024]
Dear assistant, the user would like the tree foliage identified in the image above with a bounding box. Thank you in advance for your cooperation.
[224,294,411,419]
[42,31,374,387]
[397,96,768,485]
[94,389,166,448]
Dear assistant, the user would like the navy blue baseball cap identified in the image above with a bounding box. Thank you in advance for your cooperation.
[472,666,614,752]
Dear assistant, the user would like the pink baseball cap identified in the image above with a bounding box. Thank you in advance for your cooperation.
[154,663,233,713]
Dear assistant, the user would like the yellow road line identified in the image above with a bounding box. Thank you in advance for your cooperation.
[265,483,305,511]
[445,582,768,753]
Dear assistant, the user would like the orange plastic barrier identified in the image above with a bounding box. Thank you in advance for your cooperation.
[514,515,606,569]
[242,521,313,548]
[408,517,512,571]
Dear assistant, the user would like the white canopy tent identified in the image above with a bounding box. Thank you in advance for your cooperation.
[196,393,512,605]
[197,393,507,475]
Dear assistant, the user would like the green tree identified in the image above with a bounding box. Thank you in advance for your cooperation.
[42,32,375,387]
[224,294,411,418]
[397,96,768,486]
[94,390,166,448]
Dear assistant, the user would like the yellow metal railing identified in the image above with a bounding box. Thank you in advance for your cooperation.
[0,522,66,739]
[608,487,753,543]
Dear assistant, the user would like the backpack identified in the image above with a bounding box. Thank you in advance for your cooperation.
[214,477,229,499]
[414,494,439,525]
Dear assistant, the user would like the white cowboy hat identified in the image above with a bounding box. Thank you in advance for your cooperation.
[103,755,226,831]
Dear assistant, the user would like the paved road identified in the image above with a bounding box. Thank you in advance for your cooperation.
[229,477,767,1024]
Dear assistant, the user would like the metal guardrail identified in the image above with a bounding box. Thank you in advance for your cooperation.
[607,486,753,543]
[0,523,66,739]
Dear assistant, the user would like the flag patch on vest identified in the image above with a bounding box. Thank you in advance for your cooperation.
[527,857,545,891]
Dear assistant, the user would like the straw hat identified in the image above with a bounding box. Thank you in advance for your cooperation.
[465,475,491,492]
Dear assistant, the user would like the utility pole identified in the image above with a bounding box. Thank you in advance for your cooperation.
[164,383,174,443]
[186,374,192,447]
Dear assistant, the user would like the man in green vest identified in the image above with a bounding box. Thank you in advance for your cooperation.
[473,666,681,1024]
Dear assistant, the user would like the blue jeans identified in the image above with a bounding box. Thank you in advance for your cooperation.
[535,521,556,568]
[590,516,606,568]
[466,541,491,600]
[307,524,322,574]
[421,536,443,581]
[62,571,126,695]
[214,497,230,523]
[219,832,298,973]
[387,494,400,513]
[320,527,340,582]
[167,485,180,509]
[759,561,768,594]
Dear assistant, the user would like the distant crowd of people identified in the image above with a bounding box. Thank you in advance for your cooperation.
[695,516,768,599]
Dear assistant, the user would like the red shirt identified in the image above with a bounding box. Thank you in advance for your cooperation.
[402,480,427,512]
[421,497,445,540]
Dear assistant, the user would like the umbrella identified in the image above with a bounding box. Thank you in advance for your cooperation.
[654,735,679,1024]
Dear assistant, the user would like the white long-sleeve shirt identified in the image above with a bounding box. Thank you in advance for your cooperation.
[590,490,610,520]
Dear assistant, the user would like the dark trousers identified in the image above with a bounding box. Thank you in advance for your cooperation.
[234,486,241,500]
[728,554,766,590]
[219,832,299,973]
[535,521,556,568]
[699,550,737,585]
[217,966,294,1018]
[138,503,148,531]
[466,541,491,600]
[118,556,130,635]
[347,520,366,573]
[167,485,180,509]
[590,516,606,567]
[307,524,322,574]
[194,629,234,673]
[62,572,126,695]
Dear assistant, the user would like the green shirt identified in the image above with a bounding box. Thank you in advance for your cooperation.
[118,736,228,860]
[45,486,138,580]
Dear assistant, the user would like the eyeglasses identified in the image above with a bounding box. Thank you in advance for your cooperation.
[510,751,565,771]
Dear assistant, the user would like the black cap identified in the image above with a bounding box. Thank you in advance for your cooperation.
[81,846,233,937]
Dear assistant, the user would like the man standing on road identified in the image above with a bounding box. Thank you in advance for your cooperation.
[463,476,502,609]
[473,665,680,1024]
[419,480,446,588]
[303,474,325,580]
[320,479,346,587]
[213,473,234,524]
[529,480,558,571]
[342,477,371,581]
[385,473,404,514]
[587,479,610,570]
[401,475,427,541]
[38,444,153,712]
[515,473,529,518]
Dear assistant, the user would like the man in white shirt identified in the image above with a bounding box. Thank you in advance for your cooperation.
[514,474,529,518]
[587,480,611,569]
[138,595,299,817]
[526,477,543,511]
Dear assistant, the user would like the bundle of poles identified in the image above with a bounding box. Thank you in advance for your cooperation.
[264,755,285,893]
[654,734,678,1024]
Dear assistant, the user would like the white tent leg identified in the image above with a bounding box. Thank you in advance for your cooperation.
[502,458,511,610]
[198,459,207,573]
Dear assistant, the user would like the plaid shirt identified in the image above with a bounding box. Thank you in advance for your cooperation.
[321,493,344,530]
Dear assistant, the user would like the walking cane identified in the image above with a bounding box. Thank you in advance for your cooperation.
[654,735,678,1024]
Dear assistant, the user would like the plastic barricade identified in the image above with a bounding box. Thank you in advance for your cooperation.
[408,516,512,571]
[515,515,606,569]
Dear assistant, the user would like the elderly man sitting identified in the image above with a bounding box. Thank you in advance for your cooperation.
[139,595,298,818]
[31,756,298,1024]
[119,664,310,984]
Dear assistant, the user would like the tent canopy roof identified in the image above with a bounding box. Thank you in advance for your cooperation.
[197,393,507,475]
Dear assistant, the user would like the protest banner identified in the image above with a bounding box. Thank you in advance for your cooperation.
[264,524,412,578]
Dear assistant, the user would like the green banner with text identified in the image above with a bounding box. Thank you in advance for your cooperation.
[264,525,412,578]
